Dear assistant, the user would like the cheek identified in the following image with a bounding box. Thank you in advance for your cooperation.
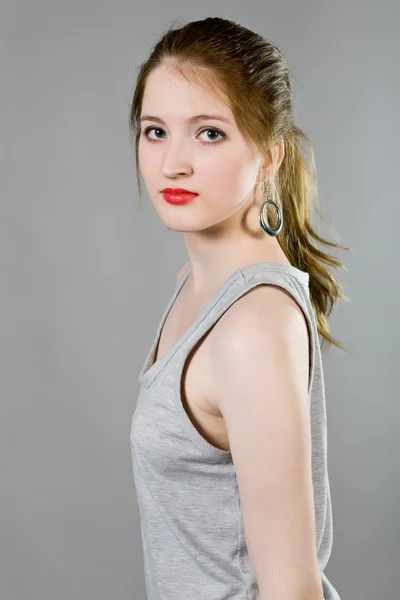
[137,145,152,179]
[137,140,160,180]
[202,155,255,210]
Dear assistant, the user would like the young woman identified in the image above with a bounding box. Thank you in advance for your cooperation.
[129,16,347,600]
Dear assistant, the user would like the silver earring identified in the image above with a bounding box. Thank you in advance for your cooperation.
[259,195,283,236]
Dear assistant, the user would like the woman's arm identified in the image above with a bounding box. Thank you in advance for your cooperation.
[208,284,323,600]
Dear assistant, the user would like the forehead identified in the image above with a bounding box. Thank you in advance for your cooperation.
[141,64,234,123]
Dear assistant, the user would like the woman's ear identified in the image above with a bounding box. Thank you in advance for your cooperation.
[256,138,285,183]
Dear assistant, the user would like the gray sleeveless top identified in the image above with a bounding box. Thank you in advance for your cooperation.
[130,262,341,600]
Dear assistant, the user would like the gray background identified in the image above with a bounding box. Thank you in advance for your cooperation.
[1,1,398,599]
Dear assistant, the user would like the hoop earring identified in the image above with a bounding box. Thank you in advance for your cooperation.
[259,195,283,236]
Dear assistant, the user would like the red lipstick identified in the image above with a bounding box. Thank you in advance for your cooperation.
[161,188,199,205]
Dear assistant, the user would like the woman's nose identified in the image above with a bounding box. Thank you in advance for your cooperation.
[161,141,193,178]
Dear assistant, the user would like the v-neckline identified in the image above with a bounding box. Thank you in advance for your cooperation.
[138,260,309,386]
[138,264,239,385]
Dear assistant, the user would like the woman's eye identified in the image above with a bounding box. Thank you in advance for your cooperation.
[198,128,225,143]
[141,126,226,145]
[142,127,166,140]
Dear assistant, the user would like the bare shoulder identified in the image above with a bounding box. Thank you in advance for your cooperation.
[176,260,191,284]
[208,283,310,412]
[215,283,309,347]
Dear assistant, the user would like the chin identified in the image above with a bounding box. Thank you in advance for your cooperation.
[156,210,202,233]
[157,204,226,233]
[162,221,201,233]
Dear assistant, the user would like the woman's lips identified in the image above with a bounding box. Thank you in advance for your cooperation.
[162,192,199,205]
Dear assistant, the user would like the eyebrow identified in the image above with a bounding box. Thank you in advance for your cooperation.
[139,113,232,126]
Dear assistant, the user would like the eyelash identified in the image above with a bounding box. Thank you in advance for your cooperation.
[141,126,226,146]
